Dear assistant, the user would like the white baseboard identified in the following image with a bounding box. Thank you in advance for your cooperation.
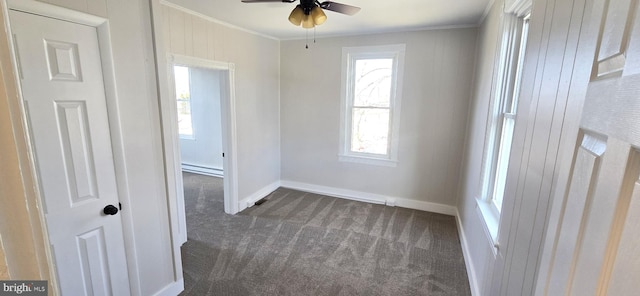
[182,163,223,177]
[238,181,281,212]
[456,209,481,296]
[152,278,184,296]
[279,180,457,216]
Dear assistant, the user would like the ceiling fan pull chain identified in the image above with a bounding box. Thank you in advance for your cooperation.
[305,29,309,49]
[314,26,316,43]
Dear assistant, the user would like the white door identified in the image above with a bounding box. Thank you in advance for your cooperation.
[10,10,131,296]
[537,0,640,294]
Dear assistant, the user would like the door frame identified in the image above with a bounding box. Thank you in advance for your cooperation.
[3,0,141,293]
[163,53,239,244]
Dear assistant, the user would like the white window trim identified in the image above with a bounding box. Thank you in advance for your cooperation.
[477,12,530,248]
[339,44,405,166]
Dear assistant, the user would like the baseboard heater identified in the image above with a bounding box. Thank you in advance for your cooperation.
[181,163,223,177]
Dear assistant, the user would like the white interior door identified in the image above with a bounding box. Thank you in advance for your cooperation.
[10,10,131,296]
[538,0,640,294]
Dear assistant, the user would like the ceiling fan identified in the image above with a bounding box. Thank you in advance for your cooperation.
[241,0,361,28]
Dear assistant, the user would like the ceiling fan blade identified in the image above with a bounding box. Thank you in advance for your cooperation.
[318,1,361,15]
[241,0,296,3]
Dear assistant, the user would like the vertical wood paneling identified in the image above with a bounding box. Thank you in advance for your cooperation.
[218,25,231,62]
[183,14,193,56]
[38,0,108,17]
[191,17,207,59]
[280,28,476,207]
[497,0,593,293]
[168,9,185,55]
[206,22,216,61]
[162,6,171,55]
[161,4,281,200]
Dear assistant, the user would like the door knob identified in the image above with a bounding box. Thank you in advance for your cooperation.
[103,205,119,215]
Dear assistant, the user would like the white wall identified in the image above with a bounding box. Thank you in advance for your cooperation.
[12,0,179,295]
[280,29,477,207]
[179,67,223,171]
[162,4,281,199]
[457,0,504,294]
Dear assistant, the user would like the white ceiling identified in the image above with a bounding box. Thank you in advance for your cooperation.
[164,0,490,40]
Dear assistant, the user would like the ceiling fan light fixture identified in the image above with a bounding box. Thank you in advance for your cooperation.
[288,5,304,26]
[311,6,327,25]
[302,14,315,28]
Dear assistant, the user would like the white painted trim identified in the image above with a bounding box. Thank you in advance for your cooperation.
[8,0,103,26]
[152,278,184,296]
[150,1,186,292]
[505,0,533,17]
[337,155,398,167]
[159,0,278,41]
[280,180,457,216]
[476,199,499,256]
[339,44,406,167]
[395,198,458,216]
[456,210,481,296]
[238,181,282,212]
[94,18,144,296]
[181,164,223,178]
[478,0,497,26]
[163,53,240,241]
[170,54,235,70]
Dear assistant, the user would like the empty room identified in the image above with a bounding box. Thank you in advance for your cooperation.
[1,0,639,295]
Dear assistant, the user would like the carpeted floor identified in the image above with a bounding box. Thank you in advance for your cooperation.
[180,172,471,296]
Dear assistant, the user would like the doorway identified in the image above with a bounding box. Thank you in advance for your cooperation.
[174,65,225,177]
[163,54,239,244]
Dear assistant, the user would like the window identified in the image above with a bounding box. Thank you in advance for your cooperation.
[339,44,405,166]
[478,14,530,242]
[174,66,194,138]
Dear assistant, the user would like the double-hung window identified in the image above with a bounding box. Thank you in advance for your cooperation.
[479,13,530,243]
[339,44,405,166]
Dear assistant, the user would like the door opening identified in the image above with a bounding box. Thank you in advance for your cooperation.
[174,65,225,177]
[163,54,239,245]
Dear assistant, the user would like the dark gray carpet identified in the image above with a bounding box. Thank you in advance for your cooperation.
[180,172,471,296]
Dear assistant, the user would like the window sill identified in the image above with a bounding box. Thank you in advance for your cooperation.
[179,135,195,140]
[476,198,500,255]
[338,154,398,167]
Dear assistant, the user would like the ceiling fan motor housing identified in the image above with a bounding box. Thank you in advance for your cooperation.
[300,0,317,15]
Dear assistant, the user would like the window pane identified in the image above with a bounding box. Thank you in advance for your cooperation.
[351,108,390,155]
[174,66,193,136]
[492,117,515,212]
[176,101,193,136]
[354,59,393,108]
[505,19,530,114]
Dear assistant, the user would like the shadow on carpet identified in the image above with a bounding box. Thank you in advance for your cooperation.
[180,172,471,296]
